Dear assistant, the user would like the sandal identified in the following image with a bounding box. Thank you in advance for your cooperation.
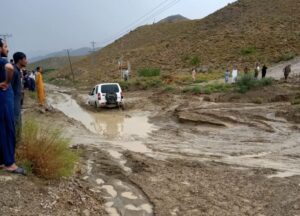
[6,167,26,176]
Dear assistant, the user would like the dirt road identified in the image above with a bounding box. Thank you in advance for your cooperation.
[1,73,299,215]
[268,57,300,79]
[42,77,300,216]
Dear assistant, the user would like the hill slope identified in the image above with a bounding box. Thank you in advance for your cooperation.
[30,47,99,63]
[158,15,189,24]
[55,0,300,85]
[28,56,85,71]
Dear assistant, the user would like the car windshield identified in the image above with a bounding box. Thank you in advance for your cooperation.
[101,84,119,93]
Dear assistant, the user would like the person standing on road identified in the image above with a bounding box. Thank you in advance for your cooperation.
[283,65,292,80]
[0,38,25,175]
[244,65,249,74]
[232,65,238,83]
[29,71,36,91]
[192,68,196,82]
[35,66,45,106]
[12,52,28,139]
[254,63,260,79]
[224,69,230,83]
[124,69,129,82]
[262,64,268,78]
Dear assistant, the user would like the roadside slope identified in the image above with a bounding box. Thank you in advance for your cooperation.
[53,0,300,85]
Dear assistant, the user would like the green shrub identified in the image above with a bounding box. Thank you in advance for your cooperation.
[190,56,201,66]
[203,83,232,94]
[240,47,257,55]
[17,121,78,179]
[236,74,273,93]
[182,83,232,94]
[138,68,160,77]
[291,99,300,105]
[119,81,129,90]
[260,77,273,86]
[291,94,300,105]
[191,86,201,94]
[145,78,162,88]
[163,86,174,92]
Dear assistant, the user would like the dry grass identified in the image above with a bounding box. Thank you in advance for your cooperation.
[16,121,78,179]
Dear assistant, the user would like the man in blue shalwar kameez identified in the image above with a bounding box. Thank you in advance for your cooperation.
[0,38,25,175]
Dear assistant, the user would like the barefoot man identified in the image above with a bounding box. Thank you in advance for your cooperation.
[0,38,25,175]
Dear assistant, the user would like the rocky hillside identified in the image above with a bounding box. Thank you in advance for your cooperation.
[158,14,189,24]
[55,0,300,85]
[28,56,85,71]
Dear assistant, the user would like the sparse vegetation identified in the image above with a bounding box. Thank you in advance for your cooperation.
[275,52,295,63]
[189,56,201,66]
[28,91,37,100]
[163,85,174,92]
[138,68,161,77]
[240,47,257,56]
[17,121,78,179]
[291,94,300,105]
[235,74,274,93]
[182,83,231,94]
[119,77,162,91]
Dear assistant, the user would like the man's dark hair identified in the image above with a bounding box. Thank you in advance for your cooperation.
[0,38,3,48]
[36,66,41,71]
[13,52,26,64]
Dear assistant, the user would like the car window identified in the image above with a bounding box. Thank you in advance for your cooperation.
[91,88,95,95]
[101,84,119,93]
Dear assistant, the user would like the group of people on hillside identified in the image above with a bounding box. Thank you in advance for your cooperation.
[0,38,45,175]
[224,63,292,83]
[224,63,269,84]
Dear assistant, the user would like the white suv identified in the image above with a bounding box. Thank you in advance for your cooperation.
[88,83,124,108]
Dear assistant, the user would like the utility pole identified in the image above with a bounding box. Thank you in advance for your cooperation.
[65,49,75,84]
[90,41,96,67]
[90,41,99,80]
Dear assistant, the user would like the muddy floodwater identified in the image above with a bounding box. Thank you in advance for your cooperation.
[48,92,155,155]
[43,80,300,216]
[49,92,154,139]
[48,88,300,178]
[48,90,156,216]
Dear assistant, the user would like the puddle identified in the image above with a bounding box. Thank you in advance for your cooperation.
[121,192,138,200]
[49,92,154,138]
[48,92,154,154]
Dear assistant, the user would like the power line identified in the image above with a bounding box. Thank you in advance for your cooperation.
[105,0,172,40]
[97,0,181,46]
[98,0,180,46]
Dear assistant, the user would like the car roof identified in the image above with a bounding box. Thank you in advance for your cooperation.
[96,83,120,86]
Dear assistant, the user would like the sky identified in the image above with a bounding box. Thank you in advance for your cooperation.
[1,0,236,59]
